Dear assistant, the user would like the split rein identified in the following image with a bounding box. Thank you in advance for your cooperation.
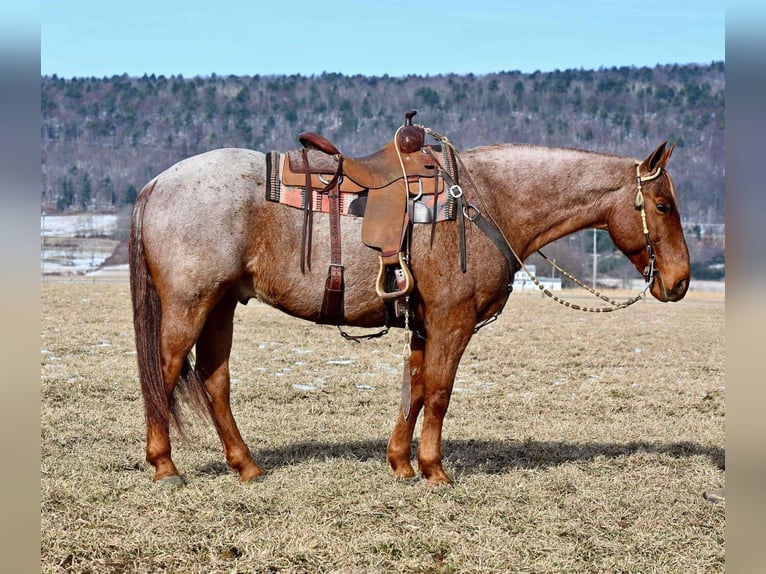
[422,126,662,316]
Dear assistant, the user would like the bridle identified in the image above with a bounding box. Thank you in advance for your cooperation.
[634,162,663,288]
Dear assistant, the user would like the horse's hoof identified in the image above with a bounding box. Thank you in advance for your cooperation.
[425,478,453,487]
[422,469,453,486]
[389,460,417,480]
[238,465,265,483]
[240,472,266,484]
[155,474,186,487]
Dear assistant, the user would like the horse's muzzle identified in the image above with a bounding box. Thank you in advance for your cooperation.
[670,277,689,301]
[651,272,689,303]
[656,276,689,302]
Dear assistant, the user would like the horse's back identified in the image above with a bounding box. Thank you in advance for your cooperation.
[140,148,267,297]
[148,147,265,202]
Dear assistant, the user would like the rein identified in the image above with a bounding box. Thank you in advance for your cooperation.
[522,163,664,312]
[421,126,662,317]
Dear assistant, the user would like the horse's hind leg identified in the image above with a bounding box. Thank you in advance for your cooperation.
[145,303,208,483]
[195,293,264,482]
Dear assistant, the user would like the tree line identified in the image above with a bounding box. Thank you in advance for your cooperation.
[41,62,724,226]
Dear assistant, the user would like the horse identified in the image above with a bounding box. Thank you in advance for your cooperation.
[129,137,690,486]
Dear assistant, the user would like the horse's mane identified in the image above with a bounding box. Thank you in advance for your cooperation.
[466,142,631,162]
[463,143,632,196]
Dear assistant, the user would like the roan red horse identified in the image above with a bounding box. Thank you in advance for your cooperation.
[129,117,690,486]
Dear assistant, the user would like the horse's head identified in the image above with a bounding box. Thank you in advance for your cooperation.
[607,142,690,302]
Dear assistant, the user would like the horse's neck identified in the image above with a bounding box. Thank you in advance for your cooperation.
[465,145,628,259]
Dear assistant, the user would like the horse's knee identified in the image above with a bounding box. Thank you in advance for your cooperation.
[424,387,452,417]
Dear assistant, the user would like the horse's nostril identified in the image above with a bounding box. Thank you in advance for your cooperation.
[674,278,689,295]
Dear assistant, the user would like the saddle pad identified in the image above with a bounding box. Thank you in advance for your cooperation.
[266,152,363,215]
[264,151,459,222]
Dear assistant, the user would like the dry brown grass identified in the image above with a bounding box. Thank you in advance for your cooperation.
[41,283,724,573]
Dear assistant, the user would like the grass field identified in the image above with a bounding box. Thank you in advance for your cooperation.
[41,283,724,573]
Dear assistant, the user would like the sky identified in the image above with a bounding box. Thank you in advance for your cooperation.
[40,0,725,79]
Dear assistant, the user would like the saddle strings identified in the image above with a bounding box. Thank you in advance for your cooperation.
[392,125,412,358]
[418,125,652,314]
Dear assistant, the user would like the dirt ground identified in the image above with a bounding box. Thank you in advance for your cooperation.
[41,283,724,573]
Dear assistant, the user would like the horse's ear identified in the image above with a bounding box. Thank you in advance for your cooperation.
[663,142,676,165]
[640,141,669,174]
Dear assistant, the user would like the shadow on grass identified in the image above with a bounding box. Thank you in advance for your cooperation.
[195,438,724,478]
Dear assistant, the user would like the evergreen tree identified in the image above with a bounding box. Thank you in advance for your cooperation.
[79,173,92,210]
[121,184,138,206]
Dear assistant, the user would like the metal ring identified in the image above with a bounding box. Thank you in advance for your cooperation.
[449,184,463,199]
[318,173,343,186]
[462,203,480,222]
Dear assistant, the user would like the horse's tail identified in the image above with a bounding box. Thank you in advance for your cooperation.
[129,180,211,435]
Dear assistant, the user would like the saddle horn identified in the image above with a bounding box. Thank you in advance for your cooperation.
[397,110,425,154]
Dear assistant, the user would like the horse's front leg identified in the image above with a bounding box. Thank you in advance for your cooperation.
[417,330,472,485]
[388,315,473,485]
[387,335,426,479]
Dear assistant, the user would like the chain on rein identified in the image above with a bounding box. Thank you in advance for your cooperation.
[421,125,663,316]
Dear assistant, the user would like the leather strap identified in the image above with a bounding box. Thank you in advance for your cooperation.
[300,148,313,273]
[318,158,345,324]
[470,210,516,273]
[401,355,412,421]
[299,131,341,156]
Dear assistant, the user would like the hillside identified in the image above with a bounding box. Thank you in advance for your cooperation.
[40,63,725,282]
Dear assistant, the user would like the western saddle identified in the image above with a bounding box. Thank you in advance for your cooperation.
[276,111,458,325]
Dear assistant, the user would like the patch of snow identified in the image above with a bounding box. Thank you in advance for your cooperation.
[40,214,120,275]
[293,383,317,391]
[41,214,119,238]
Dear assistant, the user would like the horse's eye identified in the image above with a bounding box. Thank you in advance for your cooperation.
[656,203,670,214]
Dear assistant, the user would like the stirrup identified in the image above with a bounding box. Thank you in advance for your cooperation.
[375,252,414,300]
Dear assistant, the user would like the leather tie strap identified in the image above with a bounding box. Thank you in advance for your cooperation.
[401,352,412,421]
[300,148,313,274]
[318,158,345,324]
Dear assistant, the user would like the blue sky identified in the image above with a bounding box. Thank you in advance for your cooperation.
[41,0,724,78]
